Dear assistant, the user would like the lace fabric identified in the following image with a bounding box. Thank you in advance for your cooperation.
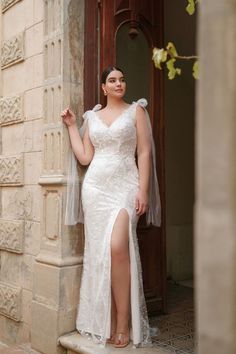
[65,99,161,227]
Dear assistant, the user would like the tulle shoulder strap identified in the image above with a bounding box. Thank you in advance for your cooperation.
[134,98,148,108]
[92,103,102,112]
[134,98,161,227]
[82,103,102,121]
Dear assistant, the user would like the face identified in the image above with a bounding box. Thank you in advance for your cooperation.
[102,70,126,98]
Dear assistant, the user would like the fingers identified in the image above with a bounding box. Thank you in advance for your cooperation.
[135,197,139,212]
[61,108,69,118]
[135,198,148,216]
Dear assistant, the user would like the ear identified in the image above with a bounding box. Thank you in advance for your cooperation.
[102,83,106,91]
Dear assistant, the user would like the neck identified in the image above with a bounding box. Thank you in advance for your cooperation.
[106,96,125,108]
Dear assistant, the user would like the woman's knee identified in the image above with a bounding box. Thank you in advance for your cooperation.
[111,242,129,261]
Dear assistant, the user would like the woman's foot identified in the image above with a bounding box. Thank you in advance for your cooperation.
[114,332,130,348]
[106,333,116,344]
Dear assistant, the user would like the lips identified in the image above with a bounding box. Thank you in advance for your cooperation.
[115,89,123,92]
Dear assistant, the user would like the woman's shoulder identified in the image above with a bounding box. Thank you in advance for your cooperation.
[132,98,148,108]
[82,104,102,120]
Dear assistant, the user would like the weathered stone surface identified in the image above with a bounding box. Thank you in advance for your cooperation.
[42,129,63,174]
[21,289,32,326]
[1,122,24,155]
[2,62,25,95]
[21,255,34,291]
[0,154,23,186]
[0,219,24,253]
[24,152,42,185]
[44,0,61,35]
[1,32,24,68]
[24,88,43,121]
[24,54,44,91]
[43,84,62,124]
[25,22,43,58]
[1,0,22,13]
[0,282,21,321]
[0,252,22,286]
[0,94,23,126]
[24,119,43,153]
[24,221,40,256]
[60,332,162,354]
[44,37,62,79]
[2,186,41,222]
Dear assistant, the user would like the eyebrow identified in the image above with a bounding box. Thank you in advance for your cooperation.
[108,76,125,80]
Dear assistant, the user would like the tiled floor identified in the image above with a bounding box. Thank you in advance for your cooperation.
[150,281,195,354]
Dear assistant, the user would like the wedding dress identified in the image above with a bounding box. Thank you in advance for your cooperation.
[68,98,161,347]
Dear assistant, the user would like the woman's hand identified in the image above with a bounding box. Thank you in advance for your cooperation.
[61,108,76,127]
[135,189,149,216]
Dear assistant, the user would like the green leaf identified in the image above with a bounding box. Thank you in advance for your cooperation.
[166,42,178,57]
[193,60,199,79]
[186,0,195,15]
[166,59,181,80]
[152,47,167,69]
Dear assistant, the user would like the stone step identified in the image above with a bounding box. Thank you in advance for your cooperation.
[0,343,42,354]
[59,332,167,354]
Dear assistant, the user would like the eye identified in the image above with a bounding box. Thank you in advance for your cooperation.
[120,78,125,83]
[108,79,116,83]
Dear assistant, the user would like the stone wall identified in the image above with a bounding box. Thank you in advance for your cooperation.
[0,1,85,353]
[0,0,44,345]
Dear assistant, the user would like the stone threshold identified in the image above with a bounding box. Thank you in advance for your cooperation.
[59,332,167,354]
[0,343,42,354]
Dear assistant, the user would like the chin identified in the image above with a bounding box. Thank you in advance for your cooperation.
[114,91,125,97]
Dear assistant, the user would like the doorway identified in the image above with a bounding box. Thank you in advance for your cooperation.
[84,0,195,318]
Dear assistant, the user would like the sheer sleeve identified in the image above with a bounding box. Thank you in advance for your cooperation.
[64,104,102,225]
[135,98,161,227]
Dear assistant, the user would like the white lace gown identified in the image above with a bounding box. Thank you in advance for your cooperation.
[76,99,152,347]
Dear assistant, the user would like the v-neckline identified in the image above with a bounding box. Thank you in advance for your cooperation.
[93,103,134,129]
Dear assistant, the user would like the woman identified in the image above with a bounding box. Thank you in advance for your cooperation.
[61,66,161,348]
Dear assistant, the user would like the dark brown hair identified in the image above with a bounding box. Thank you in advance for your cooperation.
[101,65,124,84]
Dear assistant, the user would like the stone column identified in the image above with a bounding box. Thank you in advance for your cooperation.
[195,1,236,354]
[31,1,85,353]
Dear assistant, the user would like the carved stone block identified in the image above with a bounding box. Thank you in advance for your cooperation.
[0,154,23,186]
[0,219,24,253]
[0,94,23,126]
[0,282,22,321]
[43,189,61,242]
[43,128,62,174]
[44,84,62,124]
[44,38,62,79]
[1,0,22,12]
[1,32,24,69]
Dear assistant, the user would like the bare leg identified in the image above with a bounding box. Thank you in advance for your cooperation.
[111,209,130,347]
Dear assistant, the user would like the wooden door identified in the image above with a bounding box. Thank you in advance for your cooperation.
[84,0,166,314]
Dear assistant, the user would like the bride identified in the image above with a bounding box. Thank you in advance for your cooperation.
[61,66,161,348]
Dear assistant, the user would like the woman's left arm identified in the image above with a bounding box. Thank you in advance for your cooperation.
[135,105,152,216]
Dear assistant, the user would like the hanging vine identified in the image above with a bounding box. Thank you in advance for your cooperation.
[152,0,200,80]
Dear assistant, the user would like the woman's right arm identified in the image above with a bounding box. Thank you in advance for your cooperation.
[61,108,94,165]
